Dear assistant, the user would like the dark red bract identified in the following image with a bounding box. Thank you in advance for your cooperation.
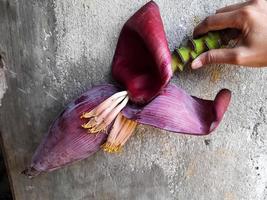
[112,1,172,104]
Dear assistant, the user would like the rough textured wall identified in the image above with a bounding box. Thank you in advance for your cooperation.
[0,0,266,199]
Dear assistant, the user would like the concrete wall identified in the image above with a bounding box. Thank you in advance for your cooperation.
[0,0,266,199]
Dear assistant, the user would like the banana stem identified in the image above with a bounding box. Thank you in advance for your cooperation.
[171,31,222,73]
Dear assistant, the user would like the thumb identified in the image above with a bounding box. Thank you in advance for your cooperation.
[191,48,241,69]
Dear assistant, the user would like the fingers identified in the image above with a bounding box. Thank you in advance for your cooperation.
[193,11,241,37]
[216,1,250,13]
[191,48,245,69]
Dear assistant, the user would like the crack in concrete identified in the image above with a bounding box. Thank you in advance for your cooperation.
[251,107,266,139]
[0,54,7,106]
[252,122,261,138]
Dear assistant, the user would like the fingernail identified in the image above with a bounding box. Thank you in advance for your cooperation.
[191,59,203,69]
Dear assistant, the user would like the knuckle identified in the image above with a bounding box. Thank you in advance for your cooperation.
[232,52,242,65]
[239,8,252,19]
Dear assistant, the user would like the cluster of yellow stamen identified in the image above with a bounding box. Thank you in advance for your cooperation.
[80,91,129,134]
[101,113,137,153]
[80,91,137,153]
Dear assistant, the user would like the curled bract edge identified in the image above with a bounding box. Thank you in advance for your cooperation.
[122,84,231,135]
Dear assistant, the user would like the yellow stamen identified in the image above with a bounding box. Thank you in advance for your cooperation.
[103,96,129,125]
[81,91,129,134]
[80,111,94,119]
[105,113,125,142]
[80,91,127,119]
[90,122,108,134]
[97,95,125,120]
[81,118,97,129]
[101,142,122,153]
[120,121,137,146]
[101,114,137,153]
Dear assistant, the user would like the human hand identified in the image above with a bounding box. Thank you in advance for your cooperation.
[191,0,267,69]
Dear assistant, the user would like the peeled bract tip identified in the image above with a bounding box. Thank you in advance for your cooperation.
[21,167,40,179]
[210,89,231,132]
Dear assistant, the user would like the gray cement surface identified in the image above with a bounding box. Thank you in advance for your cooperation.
[0,0,266,199]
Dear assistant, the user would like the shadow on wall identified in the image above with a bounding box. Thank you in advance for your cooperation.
[0,147,12,200]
